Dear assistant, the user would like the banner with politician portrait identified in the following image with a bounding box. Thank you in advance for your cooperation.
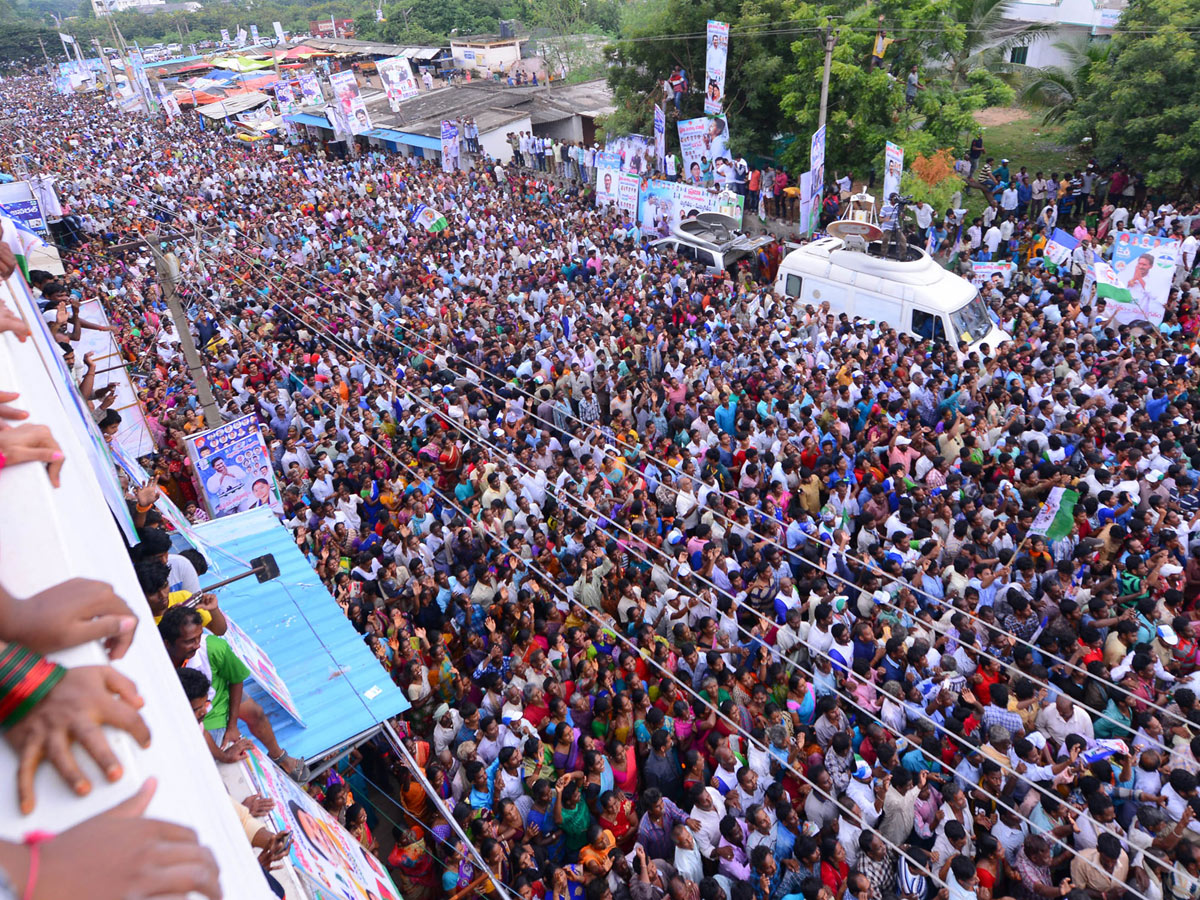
[704,20,729,115]
[328,70,371,134]
[654,104,666,172]
[274,82,296,114]
[298,72,322,105]
[604,134,654,175]
[883,141,904,204]
[377,56,419,110]
[1109,232,1178,326]
[441,120,460,172]
[184,414,284,519]
[677,115,730,184]
[242,745,400,900]
[806,124,826,236]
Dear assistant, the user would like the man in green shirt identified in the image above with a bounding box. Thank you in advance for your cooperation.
[159,606,309,781]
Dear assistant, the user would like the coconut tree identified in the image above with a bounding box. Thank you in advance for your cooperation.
[939,0,1050,89]
[1017,35,1111,124]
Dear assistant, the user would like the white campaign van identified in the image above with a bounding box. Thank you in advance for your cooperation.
[774,236,1010,353]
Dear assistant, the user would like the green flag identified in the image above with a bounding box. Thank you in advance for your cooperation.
[1028,487,1079,542]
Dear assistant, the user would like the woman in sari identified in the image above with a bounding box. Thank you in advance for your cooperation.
[387,824,438,900]
[555,776,592,856]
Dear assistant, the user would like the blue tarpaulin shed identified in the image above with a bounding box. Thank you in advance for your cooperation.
[193,508,408,762]
[284,112,333,129]
[363,127,441,151]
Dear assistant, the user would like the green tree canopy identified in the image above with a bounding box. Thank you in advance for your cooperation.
[1065,0,1200,186]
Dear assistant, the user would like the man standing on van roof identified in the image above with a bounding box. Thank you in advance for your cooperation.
[880,194,907,259]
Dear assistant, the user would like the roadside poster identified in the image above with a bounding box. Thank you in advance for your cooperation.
[604,134,653,175]
[274,82,295,114]
[637,180,744,235]
[184,414,283,519]
[677,115,730,184]
[329,70,370,134]
[377,56,418,110]
[250,24,260,44]
[596,164,621,207]
[883,141,904,203]
[806,124,826,236]
[298,72,321,105]
[654,104,666,173]
[223,617,304,724]
[242,745,400,900]
[704,20,729,115]
[798,170,813,236]
[441,120,460,172]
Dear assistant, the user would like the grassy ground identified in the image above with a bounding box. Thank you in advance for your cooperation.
[961,107,1087,220]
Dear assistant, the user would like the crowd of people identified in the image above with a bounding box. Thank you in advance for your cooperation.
[5,68,1200,900]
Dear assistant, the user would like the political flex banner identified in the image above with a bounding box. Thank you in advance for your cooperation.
[223,617,304,724]
[970,260,1016,288]
[883,141,904,202]
[1108,231,1179,326]
[242,745,401,900]
[638,180,744,235]
[441,120,460,173]
[704,20,729,116]
[378,56,419,110]
[604,134,654,175]
[184,414,284,519]
[250,24,260,44]
[329,70,370,135]
[274,82,295,114]
[654,104,666,173]
[298,72,321,105]
[596,163,622,207]
[678,115,731,184]
[806,125,826,236]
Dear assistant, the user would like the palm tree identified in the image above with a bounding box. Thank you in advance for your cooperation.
[941,0,1051,88]
[1016,35,1110,124]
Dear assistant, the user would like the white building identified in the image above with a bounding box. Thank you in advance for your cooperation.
[450,34,524,74]
[89,0,166,16]
[1000,0,1124,69]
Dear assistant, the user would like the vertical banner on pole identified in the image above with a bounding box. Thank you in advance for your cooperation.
[806,124,826,236]
[883,140,904,202]
[654,104,666,174]
[704,20,729,116]
[441,120,460,172]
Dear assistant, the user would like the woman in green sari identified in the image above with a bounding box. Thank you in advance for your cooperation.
[554,774,592,856]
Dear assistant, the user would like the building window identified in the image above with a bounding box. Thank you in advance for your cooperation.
[1009,46,1028,64]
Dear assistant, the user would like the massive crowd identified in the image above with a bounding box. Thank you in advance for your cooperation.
[4,67,1200,900]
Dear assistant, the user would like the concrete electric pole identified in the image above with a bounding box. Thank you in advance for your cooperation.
[149,243,222,428]
[817,25,838,130]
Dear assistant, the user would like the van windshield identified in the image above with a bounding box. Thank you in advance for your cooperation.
[949,292,993,343]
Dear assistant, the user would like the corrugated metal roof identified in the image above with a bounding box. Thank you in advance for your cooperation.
[194,508,409,762]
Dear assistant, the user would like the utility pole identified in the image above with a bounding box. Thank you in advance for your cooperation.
[94,38,118,94]
[36,36,52,82]
[817,25,837,130]
[150,242,222,427]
